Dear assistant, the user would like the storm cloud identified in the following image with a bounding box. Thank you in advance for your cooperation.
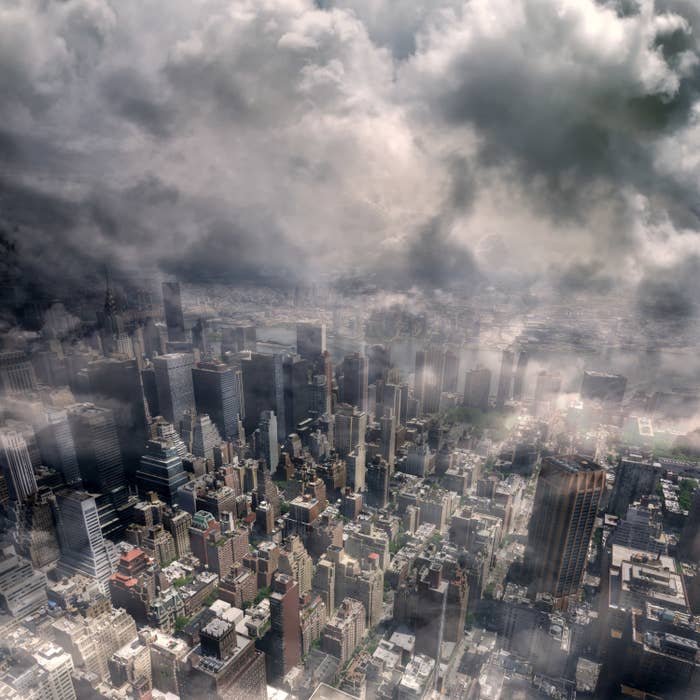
[1,0,700,315]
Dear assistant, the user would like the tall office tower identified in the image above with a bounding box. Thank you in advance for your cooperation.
[86,357,149,478]
[241,352,286,439]
[381,383,402,425]
[463,366,492,411]
[399,381,410,423]
[0,545,47,618]
[496,349,515,408]
[283,354,310,436]
[279,535,314,596]
[443,349,460,394]
[414,347,445,414]
[6,419,41,469]
[526,455,605,602]
[9,490,60,567]
[365,457,389,508]
[533,370,562,415]
[180,411,221,462]
[0,428,38,502]
[342,353,368,412]
[580,370,627,405]
[346,447,366,492]
[0,350,38,395]
[135,438,189,505]
[380,408,396,470]
[67,403,127,506]
[38,409,83,486]
[334,404,367,459]
[163,508,192,558]
[192,360,242,440]
[310,375,331,416]
[258,411,279,473]
[99,276,129,357]
[296,322,326,360]
[512,349,529,401]
[152,353,195,427]
[269,573,301,680]
[162,281,186,342]
[55,491,115,591]
[367,344,390,385]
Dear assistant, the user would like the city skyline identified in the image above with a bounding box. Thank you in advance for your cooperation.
[2,1,700,700]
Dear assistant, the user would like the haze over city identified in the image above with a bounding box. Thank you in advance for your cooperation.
[2,1,700,699]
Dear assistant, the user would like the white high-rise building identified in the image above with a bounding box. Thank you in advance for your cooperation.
[54,491,115,592]
[0,428,37,502]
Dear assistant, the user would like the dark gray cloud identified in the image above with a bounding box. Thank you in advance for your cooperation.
[0,0,699,328]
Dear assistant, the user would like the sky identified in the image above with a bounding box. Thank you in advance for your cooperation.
[2,0,700,325]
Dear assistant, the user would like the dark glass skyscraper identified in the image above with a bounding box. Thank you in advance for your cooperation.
[192,360,242,440]
[162,281,186,342]
[342,352,368,412]
[67,403,128,507]
[153,353,195,428]
[241,353,285,439]
[526,455,605,603]
[86,357,148,478]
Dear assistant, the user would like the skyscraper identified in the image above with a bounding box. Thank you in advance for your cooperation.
[463,366,491,411]
[241,352,286,440]
[0,350,37,396]
[162,281,186,342]
[496,349,515,408]
[180,410,222,462]
[414,347,446,414]
[512,349,529,400]
[85,357,148,478]
[283,354,310,436]
[54,491,115,591]
[152,353,195,427]
[342,353,368,412]
[526,455,605,602]
[0,428,38,502]
[67,403,127,506]
[269,572,301,680]
[334,404,366,459]
[442,349,460,394]
[258,410,279,473]
[192,359,242,440]
[37,408,83,487]
[380,408,396,470]
[367,344,390,385]
[135,438,189,505]
[296,322,326,360]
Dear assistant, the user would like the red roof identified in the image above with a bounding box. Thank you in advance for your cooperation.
[122,548,145,562]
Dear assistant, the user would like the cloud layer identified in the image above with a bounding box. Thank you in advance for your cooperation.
[2,0,700,318]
